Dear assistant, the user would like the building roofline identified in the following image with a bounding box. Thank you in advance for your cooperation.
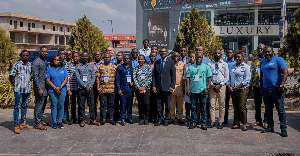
[0,12,75,26]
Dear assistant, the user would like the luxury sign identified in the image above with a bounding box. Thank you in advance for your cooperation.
[213,25,279,36]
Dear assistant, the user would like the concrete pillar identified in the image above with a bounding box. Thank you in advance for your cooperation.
[36,34,38,44]
[22,33,25,43]
[57,36,59,45]
[253,6,259,50]
[64,36,66,45]
[211,10,214,26]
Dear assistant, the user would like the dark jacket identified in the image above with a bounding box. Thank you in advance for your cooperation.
[152,57,176,91]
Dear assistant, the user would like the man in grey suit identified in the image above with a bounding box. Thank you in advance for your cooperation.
[152,48,176,126]
[32,46,49,130]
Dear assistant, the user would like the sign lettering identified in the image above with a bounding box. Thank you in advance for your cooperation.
[214,25,279,36]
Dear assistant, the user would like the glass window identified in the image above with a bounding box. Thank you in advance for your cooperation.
[43,25,45,30]
[67,28,70,32]
[10,20,12,25]
[219,36,253,52]
[258,8,281,25]
[258,36,280,48]
[53,26,55,31]
[20,21,23,27]
[179,11,211,25]
[214,9,254,26]
[287,7,298,24]
[32,23,35,28]
[60,27,63,32]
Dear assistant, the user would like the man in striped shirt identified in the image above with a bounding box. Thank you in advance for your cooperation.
[9,50,34,134]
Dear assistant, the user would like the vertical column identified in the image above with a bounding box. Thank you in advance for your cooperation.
[211,10,214,26]
[64,36,66,45]
[36,34,38,44]
[253,6,259,50]
[57,36,60,45]
[23,32,25,43]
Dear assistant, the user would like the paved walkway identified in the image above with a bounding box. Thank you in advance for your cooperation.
[0,109,299,155]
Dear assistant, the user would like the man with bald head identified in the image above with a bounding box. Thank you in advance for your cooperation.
[250,44,267,128]
[169,52,185,124]
[105,46,117,64]
[97,53,118,125]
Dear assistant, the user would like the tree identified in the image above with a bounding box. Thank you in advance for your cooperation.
[0,27,18,71]
[173,8,223,59]
[280,8,300,72]
[68,15,109,60]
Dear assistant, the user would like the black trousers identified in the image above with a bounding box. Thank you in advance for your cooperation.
[149,90,157,121]
[78,89,95,122]
[156,90,172,123]
[34,95,47,126]
[101,93,115,120]
[253,86,266,123]
[70,90,79,121]
[114,94,120,120]
[137,89,150,119]
[224,87,230,123]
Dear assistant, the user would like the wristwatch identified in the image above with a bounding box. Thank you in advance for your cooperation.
[279,85,284,88]
[206,88,209,91]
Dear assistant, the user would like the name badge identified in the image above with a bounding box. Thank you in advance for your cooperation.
[104,75,109,82]
[141,73,146,80]
[194,75,199,82]
[83,74,88,82]
[126,75,131,83]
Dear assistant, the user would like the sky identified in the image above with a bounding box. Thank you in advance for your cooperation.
[0,0,136,34]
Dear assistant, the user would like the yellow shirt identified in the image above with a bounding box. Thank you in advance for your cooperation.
[97,63,117,93]
[251,56,262,87]
[173,61,185,95]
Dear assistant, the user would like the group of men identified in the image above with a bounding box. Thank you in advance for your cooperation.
[10,39,288,137]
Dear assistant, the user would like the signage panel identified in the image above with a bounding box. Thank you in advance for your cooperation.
[213,25,279,36]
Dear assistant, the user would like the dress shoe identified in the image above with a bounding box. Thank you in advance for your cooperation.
[208,122,215,128]
[52,123,58,129]
[120,120,126,126]
[62,119,68,124]
[42,122,50,126]
[281,130,288,137]
[163,122,169,126]
[200,125,207,130]
[178,119,184,124]
[14,124,20,134]
[231,125,240,129]
[261,128,274,133]
[100,120,105,125]
[36,124,47,130]
[90,120,100,126]
[154,121,163,126]
[263,123,268,129]
[129,120,133,124]
[250,122,260,127]
[168,118,174,124]
[80,121,86,127]
[217,123,223,129]
[20,121,33,129]
[144,120,149,125]
[188,123,197,129]
[139,119,145,125]
[241,127,247,131]
[58,123,64,129]
[110,120,116,125]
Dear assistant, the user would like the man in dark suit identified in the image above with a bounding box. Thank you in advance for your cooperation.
[152,48,176,126]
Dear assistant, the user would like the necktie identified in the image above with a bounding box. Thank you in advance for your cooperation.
[161,60,165,71]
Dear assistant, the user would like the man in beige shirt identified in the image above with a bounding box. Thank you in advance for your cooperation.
[169,52,185,124]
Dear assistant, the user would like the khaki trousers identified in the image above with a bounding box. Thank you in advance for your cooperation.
[209,85,226,123]
[231,87,249,125]
[170,94,184,120]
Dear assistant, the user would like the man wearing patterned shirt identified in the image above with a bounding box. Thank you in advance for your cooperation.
[62,50,74,124]
[97,53,118,125]
[9,50,34,134]
[139,39,151,57]
[75,52,99,127]
[208,49,229,129]
[250,44,267,128]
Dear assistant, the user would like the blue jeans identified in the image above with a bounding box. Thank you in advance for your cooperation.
[120,92,133,121]
[262,88,287,131]
[49,92,66,124]
[63,95,70,120]
[190,92,207,125]
[14,92,30,124]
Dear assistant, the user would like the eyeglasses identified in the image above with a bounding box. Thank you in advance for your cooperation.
[66,53,72,56]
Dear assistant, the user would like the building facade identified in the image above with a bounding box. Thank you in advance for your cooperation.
[136,0,300,52]
[103,34,137,48]
[0,12,75,51]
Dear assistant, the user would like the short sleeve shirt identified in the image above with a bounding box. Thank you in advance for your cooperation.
[45,67,68,93]
[9,61,32,93]
[173,61,185,95]
[186,63,212,93]
[260,56,287,89]
[97,63,117,93]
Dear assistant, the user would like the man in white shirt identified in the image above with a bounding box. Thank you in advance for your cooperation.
[139,39,151,57]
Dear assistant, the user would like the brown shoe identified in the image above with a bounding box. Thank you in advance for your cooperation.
[178,119,184,124]
[89,120,100,126]
[20,121,33,129]
[14,124,20,134]
[250,122,259,127]
[80,121,86,127]
[168,118,174,124]
[263,123,268,129]
[36,124,47,130]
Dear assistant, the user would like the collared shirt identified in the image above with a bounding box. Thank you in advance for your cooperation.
[260,56,287,89]
[32,57,49,96]
[90,60,104,72]
[180,56,187,64]
[228,62,251,89]
[10,60,32,93]
[75,63,95,89]
[203,55,211,65]
[69,63,79,90]
[225,59,236,71]
[149,61,155,70]
[139,47,151,57]
[145,54,161,63]
[97,63,117,93]
[131,58,139,68]
[251,56,262,87]
[45,67,68,93]
[116,64,133,93]
[101,57,117,64]
[173,61,185,95]
[64,60,75,90]
[208,60,229,86]
[186,63,212,93]
[133,64,152,90]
